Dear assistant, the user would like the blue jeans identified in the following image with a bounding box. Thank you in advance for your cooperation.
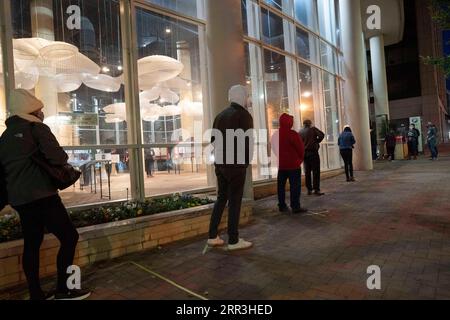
[277,169,302,210]
[428,142,438,159]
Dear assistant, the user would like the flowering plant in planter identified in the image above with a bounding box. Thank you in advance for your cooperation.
[0,194,213,243]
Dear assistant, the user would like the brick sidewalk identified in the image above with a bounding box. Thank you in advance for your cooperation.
[4,151,450,300]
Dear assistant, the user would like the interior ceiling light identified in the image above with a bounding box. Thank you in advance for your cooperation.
[40,41,79,62]
[83,74,122,92]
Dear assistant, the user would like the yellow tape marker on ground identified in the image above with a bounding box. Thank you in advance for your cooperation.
[128,261,208,301]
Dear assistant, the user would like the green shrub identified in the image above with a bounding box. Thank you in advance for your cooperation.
[0,194,213,243]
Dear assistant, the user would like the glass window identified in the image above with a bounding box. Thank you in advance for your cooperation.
[320,41,337,74]
[263,0,294,16]
[135,7,209,196]
[263,49,289,135]
[242,0,261,40]
[261,8,285,50]
[294,0,318,31]
[298,63,321,126]
[317,0,337,44]
[322,71,339,143]
[295,28,319,64]
[143,0,205,20]
[10,0,131,206]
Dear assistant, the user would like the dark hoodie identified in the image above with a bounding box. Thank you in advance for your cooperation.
[276,114,305,170]
[0,116,68,206]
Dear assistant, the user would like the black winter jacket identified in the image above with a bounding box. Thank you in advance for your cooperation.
[0,116,68,206]
[211,103,254,168]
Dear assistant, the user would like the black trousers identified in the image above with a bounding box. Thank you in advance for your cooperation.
[209,166,247,245]
[304,151,321,192]
[340,149,354,180]
[408,140,418,157]
[13,195,79,300]
[277,169,302,210]
[387,146,396,160]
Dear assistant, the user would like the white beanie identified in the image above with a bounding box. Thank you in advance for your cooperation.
[9,89,44,116]
[228,85,248,109]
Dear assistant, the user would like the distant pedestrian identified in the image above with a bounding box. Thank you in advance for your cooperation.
[338,126,356,182]
[385,130,397,161]
[271,114,306,214]
[427,122,438,160]
[370,125,378,160]
[299,120,325,196]
[144,149,155,177]
[407,124,419,160]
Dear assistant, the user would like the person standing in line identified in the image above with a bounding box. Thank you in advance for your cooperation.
[0,89,91,300]
[144,148,155,177]
[271,114,306,214]
[299,120,325,196]
[385,129,397,162]
[427,122,439,160]
[207,85,254,251]
[338,126,356,182]
[370,125,378,160]
[407,124,419,160]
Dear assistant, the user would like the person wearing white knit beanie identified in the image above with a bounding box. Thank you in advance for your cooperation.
[0,89,91,301]
[8,89,45,123]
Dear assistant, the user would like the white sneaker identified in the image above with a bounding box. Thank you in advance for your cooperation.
[207,236,225,247]
[228,239,253,251]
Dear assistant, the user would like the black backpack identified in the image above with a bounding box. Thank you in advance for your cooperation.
[0,163,8,211]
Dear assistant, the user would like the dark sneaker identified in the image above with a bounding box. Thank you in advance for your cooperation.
[55,289,91,300]
[292,208,308,214]
[314,191,325,196]
[307,191,313,196]
[279,206,289,213]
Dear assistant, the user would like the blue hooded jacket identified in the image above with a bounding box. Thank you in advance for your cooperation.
[338,131,356,150]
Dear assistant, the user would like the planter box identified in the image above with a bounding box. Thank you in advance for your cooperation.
[0,201,253,291]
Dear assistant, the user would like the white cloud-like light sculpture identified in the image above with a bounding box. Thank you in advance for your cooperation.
[141,103,163,122]
[40,41,79,61]
[159,88,180,104]
[160,76,189,90]
[83,74,122,92]
[140,87,162,102]
[54,73,83,93]
[161,104,182,116]
[138,55,183,90]
[104,102,127,123]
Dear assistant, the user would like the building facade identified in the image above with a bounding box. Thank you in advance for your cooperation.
[0,0,404,209]
[369,0,448,146]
